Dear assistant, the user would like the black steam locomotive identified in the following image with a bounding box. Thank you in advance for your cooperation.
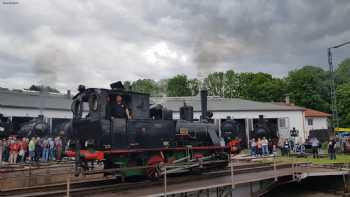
[251,115,278,139]
[66,82,241,178]
[17,115,49,138]
[0,114,49,139]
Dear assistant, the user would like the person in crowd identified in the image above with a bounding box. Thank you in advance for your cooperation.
[272,144,277,156]
[268,139,273,154]
[48,137,55,161]
[8,137,19,164]
[328,138,337,160]
[35,137,42,162]
[42,137,49,162]
[19,137,28,163]
[310,137,320,159]
[28,137,36,162]
[250,138,256,157]
[282,139,290,156]
[55,137,63,161]
[0,139,3,165]
[289,139,295,152]
[8,137,14,164]
[3,138,9,163]
[262,137,269,156]
[257,138,262,156]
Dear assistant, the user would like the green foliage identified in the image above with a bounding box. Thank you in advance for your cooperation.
[188,78,200,96]
[336,82,350,127]
[131,79,160,96]
[223,70,240,98]
[166,75,192,97]
[286,66,330,112]
[335,58,350,85]
[205,72,225,96]
[237,72,286,102]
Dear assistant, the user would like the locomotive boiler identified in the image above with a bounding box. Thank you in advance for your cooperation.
[66,81,241,179]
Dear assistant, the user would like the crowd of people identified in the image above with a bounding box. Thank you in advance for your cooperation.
[0,136,63,165]
[250,137,277,156]
[250,136,338,160]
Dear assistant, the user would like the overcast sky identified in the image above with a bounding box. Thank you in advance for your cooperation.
[0,0,349,91]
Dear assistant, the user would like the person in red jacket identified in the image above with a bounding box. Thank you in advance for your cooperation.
[9,137,20,164]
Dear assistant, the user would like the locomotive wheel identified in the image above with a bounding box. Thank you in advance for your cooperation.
[146,155,164,179]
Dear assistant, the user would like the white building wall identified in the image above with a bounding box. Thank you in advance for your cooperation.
[173,110,306,143]
[304,117,329,138]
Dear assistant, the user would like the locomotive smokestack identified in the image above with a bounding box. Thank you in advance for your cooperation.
[200,87,208,121]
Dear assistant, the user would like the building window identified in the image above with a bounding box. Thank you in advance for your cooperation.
[279,118,286,128]
[307,118,313,126]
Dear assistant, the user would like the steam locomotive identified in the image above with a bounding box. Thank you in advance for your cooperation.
[0,114,49,139]
[17,115,49,138]
[251,115,278,139]
[65,81,241,178]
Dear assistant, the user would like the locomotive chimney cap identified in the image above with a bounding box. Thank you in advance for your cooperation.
[78,85,86,92]
[110,81,124,90]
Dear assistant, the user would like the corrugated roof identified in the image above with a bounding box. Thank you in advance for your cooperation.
[0,90,305,112]
[0,89,72,111]
[151,96,305,112]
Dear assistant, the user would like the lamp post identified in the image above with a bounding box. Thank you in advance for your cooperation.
[328,41,350,130]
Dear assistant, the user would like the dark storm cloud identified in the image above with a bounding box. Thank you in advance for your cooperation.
[0,0,349,90]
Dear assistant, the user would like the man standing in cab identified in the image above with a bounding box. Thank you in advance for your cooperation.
[110,95,131,119]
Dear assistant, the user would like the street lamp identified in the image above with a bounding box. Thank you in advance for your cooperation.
[328,40,350,129]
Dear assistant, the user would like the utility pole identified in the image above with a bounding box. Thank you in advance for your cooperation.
[328,48,338,129]
[328,40,350,130]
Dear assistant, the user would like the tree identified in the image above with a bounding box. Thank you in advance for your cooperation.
[205,72,225,96]
[235,72,286,102]
[335,58,350,85]
[131,79,160,96]
[286,66,330,112]
[166,75,191,97]
[223,70,239,98]
[123,81,132,91]
[336,82,350,127]
[188,78,200,96]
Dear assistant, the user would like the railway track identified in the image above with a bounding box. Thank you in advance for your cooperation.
[0,161,296,197]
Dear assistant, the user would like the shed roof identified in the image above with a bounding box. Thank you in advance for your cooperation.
[0,89,305,113]
[304,108,331,117]
[0,89,72,111]
[151,96,305,112]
